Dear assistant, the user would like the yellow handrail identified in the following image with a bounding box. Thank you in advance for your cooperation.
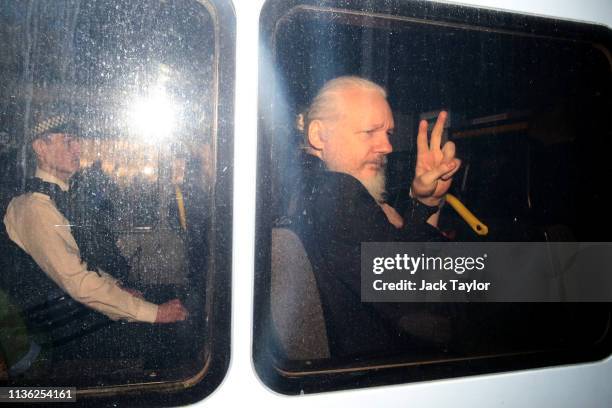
[445,193,488,236]
[175,185,187,231]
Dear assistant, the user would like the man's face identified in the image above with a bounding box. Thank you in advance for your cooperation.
[317,87,394,195]
[35,133,81,180]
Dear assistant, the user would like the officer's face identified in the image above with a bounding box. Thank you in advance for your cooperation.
[35,133,81,181]
[318,88,394,190]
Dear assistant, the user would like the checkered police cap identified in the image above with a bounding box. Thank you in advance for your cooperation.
[28,109,80,142]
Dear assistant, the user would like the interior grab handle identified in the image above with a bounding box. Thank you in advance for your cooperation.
[445,193,488,236]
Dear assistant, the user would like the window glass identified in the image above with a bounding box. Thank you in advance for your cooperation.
[0,0,233,401]
[255,0,612,394]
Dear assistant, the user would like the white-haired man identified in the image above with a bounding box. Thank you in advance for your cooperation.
[291,76,460,358]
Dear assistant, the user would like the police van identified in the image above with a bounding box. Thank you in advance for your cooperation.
[0,0,610,406]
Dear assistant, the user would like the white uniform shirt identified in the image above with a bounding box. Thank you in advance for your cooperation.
[3,168,158,322]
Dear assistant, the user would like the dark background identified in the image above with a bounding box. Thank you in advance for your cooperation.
[268,7,611,242]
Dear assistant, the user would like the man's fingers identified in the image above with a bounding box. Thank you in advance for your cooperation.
[430,111,447,151]
[173,307,187,321]
[173,299,188,320]
[439,142,458,181]
[416,119,429,154]
[419,160,456,186]
[441,158,461,181]
[167,299,187,320]
[441,140,456,161]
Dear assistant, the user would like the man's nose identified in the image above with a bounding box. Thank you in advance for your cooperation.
[71,140,81,154]
[375,132,393,154]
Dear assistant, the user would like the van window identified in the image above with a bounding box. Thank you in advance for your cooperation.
[254,0,612,394]
[0,0,233,404]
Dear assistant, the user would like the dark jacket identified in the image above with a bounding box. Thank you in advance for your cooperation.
[289,155,447,359]
[0,178,116,350]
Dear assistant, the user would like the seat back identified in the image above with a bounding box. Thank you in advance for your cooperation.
[270,227,330,360]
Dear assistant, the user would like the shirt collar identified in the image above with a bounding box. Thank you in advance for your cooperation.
[35,168,70,192]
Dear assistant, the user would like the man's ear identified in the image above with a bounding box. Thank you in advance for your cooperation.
[307,119,327,151]
[32,139,46,158]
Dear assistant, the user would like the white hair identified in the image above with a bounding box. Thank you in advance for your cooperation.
[296,76,387,142]
[297,76,389,203]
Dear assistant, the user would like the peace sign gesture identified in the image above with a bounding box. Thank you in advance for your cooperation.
[411,111,461,207]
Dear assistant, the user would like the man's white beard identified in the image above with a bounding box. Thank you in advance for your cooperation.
[360,169,386,204]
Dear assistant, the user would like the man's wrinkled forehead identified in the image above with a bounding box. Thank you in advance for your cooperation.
[333,88,393,124]
[34,133,79,149]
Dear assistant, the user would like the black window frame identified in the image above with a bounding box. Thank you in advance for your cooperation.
[0,0,235,405]
[254,0,612,395]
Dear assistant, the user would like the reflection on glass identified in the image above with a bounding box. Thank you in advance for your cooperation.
[259,4,612,380]
[0,0,216,387]
[128,66,179,143]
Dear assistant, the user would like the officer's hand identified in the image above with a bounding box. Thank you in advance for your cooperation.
[155,299,188,323]
[411,111,461,206]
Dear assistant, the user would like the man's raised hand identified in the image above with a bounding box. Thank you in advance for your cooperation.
[411,111,461,206]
